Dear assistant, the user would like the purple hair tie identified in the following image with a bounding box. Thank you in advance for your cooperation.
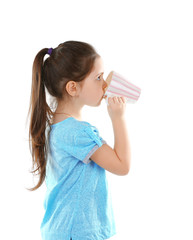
[47,48,53,56]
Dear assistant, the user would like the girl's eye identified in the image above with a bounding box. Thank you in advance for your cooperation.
[97,74,104,81]
[97,75,101,81]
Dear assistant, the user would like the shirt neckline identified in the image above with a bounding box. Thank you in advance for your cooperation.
[50,117,74,127]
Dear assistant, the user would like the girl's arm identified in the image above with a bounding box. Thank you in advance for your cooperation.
[91,96,131,176]
[91,116,131,176]
[112,116,131,173]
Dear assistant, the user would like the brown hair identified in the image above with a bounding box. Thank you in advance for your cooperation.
[27,41,99,191]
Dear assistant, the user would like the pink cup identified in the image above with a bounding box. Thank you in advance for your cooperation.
[103,71,141,104]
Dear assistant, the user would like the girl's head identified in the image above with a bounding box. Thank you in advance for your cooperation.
[43,41,102,102]
[28,40,106,191]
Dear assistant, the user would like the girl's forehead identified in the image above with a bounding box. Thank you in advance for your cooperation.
[92,57,104,75]
[83,57,104,82]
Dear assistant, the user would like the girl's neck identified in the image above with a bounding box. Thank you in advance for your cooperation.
[54,108,82,121]
[56,98,83,121]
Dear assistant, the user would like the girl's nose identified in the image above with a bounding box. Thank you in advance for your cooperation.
[103,80,108,91]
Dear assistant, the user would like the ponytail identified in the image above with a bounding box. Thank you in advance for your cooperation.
[27,48,53,191]
[27,41,99,191]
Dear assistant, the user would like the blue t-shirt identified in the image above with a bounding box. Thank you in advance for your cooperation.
[40,117,116,240]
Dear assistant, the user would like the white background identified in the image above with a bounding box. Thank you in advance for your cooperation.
[1,0,193,239]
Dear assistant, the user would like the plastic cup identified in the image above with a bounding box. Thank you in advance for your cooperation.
[103,71,141,104]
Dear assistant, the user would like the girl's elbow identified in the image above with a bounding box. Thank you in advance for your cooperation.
[122,166,130,176]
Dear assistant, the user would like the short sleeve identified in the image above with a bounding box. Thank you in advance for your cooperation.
[64,125,107,164]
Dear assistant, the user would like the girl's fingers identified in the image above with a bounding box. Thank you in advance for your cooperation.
[108,96,126,104]
[113,96,117,103]
[108,97,113,104]
[121,96,126,103]
[117,97,122,103]
[114,96,123,103]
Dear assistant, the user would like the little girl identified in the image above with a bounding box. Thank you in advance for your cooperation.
[28,40,131,240]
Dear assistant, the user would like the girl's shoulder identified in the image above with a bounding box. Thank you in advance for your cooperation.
[47,117,99,144]
[49,117,92,134]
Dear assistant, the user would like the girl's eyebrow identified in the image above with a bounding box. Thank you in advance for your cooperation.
[95,72,104,77]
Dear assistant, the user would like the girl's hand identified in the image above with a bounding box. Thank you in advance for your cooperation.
[107,96,126,120]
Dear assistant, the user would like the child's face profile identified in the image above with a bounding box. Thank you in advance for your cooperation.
[78,57,108,107]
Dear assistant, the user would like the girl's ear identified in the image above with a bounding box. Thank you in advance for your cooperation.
[65,81,81,97]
